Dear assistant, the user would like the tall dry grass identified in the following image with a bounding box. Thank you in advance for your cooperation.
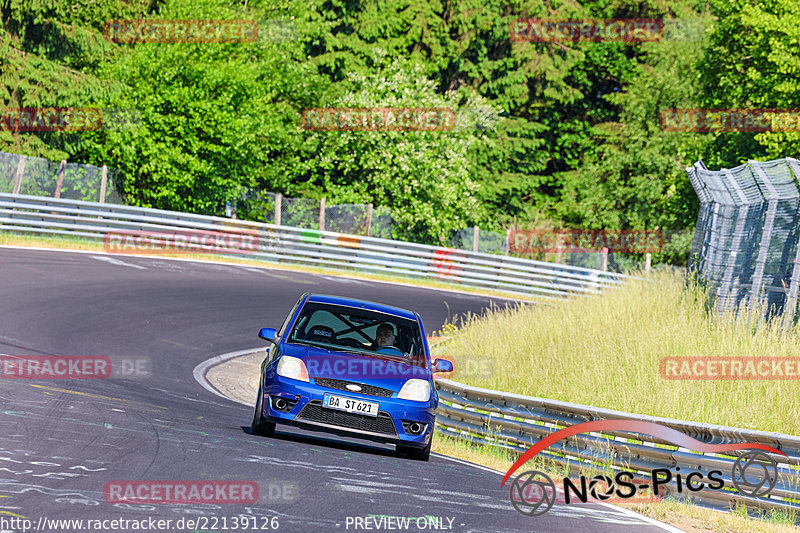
[438,269,800,435]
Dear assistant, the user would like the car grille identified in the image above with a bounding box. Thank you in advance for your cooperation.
[296,400,398,437]
[314,378,393,398]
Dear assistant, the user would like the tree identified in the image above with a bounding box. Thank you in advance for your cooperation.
[700,0,800,162]
[78,0,326,214]
[291,51,496,242]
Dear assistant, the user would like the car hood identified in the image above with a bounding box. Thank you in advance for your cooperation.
[282,342,430,390]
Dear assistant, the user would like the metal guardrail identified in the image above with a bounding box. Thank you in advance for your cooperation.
[0,193,627,298]
[434,378,800,515]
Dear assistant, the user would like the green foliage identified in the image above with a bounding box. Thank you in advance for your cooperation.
[1,0,790,257]
[700,0,800,162]
[289,52,495,242]
[80,0,325,215]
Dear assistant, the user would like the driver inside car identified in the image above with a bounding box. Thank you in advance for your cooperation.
[373,323,404,356]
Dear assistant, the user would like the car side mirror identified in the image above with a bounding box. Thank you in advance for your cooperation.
[432,358,453,374]
[258,327,277,343]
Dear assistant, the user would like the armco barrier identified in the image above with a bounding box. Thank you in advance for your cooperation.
[435,378,800,515]
[0,193,626,298]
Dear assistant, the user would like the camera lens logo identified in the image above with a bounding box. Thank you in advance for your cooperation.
[509,471,555,516]
[732,451,778,497]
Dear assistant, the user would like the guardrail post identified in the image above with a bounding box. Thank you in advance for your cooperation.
[645,252,652,273]
[601,247,608,271]
[366,203,373,237]
[99,165,108,203]
[54,159,67,198]
[274,193,282,225]
[319,197,325,231]
[473,226,479,253]
[12,156,26,195]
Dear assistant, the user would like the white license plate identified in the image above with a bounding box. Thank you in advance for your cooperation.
[322,393,379,417]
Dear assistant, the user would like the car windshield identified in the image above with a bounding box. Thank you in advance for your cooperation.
[287,302,426,365]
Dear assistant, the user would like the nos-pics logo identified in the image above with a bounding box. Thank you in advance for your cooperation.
[502,420,784,517]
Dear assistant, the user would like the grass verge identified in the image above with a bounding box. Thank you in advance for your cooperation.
[436,269,800,435]
[431,269,800,531]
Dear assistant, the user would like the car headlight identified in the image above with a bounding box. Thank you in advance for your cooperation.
[397,379,431,402]
[276,356,309,382]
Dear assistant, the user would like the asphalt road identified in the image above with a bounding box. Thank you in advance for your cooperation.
[0,247,680,533]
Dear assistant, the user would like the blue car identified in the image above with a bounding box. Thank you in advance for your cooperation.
[251,293,453,461]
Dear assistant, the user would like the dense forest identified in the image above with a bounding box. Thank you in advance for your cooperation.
[1,0,797,255]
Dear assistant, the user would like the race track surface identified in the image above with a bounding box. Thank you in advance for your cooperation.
[0,247,680,533]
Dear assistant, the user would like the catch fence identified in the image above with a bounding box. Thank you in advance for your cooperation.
[687,158,800,322]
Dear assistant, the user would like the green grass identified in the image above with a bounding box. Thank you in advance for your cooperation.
[436,269,800,435]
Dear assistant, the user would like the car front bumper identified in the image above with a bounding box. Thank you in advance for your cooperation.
[260,375,435,448]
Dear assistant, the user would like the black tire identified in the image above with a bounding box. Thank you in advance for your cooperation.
[251,382,275,437]
[397,438,431,461]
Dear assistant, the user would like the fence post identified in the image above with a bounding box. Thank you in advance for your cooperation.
[504,228,510,256]
[99,165,108,203]
[54,159,67,198]
[274,193,282,225]
[366,203,373,237]
[645,252,651,273]
[473,226,479,253]
[12,156,26,194]
[319,197,326,231]
[601,247,609,271]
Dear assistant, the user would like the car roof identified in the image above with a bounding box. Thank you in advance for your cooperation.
[305,294,417,321]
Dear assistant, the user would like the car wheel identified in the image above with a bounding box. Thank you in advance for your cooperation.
[397,438,431,461]
[251,381,275,437]
[414,438,432,461]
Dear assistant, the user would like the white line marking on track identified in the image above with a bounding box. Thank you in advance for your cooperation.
[90,255,147,270]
